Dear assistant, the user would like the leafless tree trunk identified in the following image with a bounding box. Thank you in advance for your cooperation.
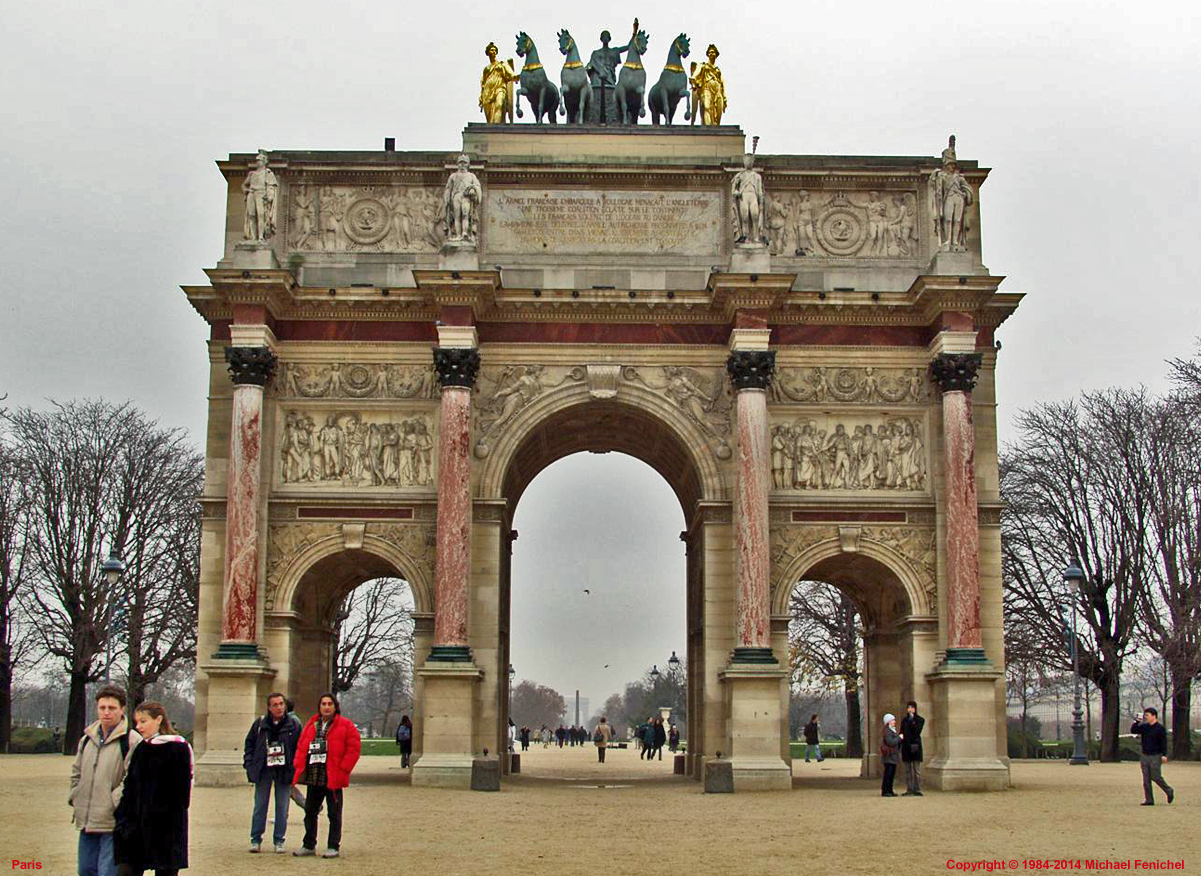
[0,443,39,752]
[332,577,414,694]
[788,582,864,757]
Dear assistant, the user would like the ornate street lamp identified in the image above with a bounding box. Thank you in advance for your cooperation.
[1063,557,1089,765]
[667,651,681,669]
[650,664,660,679]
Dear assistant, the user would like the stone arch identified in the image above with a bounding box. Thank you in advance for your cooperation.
[270,529,433,618]
[771,532,933,623]
[477,377,729,512]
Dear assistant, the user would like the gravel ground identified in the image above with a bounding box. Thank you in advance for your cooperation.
[4,746,1198,875]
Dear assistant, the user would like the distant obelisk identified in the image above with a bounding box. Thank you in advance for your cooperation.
[575,690,580,725]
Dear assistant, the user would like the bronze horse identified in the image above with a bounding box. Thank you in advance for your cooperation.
[648,33,691,126]
[615,29,650,125]
[557,29,591,124]
[515,31,560,124]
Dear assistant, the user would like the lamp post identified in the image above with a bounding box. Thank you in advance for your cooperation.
[508,663,515,717]
[1063,557,1088,765]
[99,547,125,683]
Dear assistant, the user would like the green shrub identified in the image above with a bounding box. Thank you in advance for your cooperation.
[9,727,57,754]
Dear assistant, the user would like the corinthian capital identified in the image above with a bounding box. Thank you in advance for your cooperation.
[929,353,983,394]
[726,350,775,391]
[433,347,481,388]
[224,346,277,386]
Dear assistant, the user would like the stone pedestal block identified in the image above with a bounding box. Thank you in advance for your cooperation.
[730,242,770,274]
[411,662,483,789]
[218,241,280,270]
[471,757,501,791]
[439,242,480,272]
[720,663,792,791]
[923,664,1010,791]
[927,250,987,277]
[703,758,733,793]
[195,657,276,786]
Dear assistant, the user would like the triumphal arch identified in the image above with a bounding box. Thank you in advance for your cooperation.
[186,104,1020,790]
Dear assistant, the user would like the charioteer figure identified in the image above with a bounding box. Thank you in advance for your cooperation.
[585,19,638,124]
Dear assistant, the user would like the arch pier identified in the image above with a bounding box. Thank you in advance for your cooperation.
[186,124,1020,791]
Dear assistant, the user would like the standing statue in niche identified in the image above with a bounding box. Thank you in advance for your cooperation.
[242,150,278,241]
[731,152,765,245]
[689,43,727,126]
[479,42,519,124]
[928,135,974,252]
[585,21,637,124]
[443,154,482,245]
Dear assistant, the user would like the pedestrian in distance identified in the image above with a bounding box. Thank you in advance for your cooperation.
[520,726,530,751]
[507,718,517,753]
[292,693,362,859]
[880,713,901,797]
[802,714,824,763]
[642,718,657,762]
[71,684,142,876]
[1131,707,1174,806]
[113,700,193,876]
[668,724,680,752]
[653,717,667,760]
[395,715,413,768]
[900,700,924,796]
[244,692,301,853]
[53,725,62,753]
[593,717,613,763]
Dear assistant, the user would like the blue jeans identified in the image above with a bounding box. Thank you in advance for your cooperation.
[251,773,292,845]
[78,831,117,876]
[805,744,823,761]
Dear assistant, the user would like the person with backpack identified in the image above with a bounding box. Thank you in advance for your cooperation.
[395,716,413,768]
[593,717,613,763]
[292,693,361,859]
[668,724,680,752]
[244,692,302,853]
[114,700,193,876]
[71,684,141,876]
[802,714,824,763]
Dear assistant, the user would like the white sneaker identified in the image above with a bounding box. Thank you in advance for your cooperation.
[274,843,286,854]
[293,847,315,857]
[249,842,261,854]
[322,848,340,858]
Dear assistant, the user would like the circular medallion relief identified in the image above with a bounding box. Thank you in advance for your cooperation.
[343,197,391,245]
[342,364,378,397]
[816,208,865,257]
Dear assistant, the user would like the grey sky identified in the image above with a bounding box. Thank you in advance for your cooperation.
[2,0,1198,708]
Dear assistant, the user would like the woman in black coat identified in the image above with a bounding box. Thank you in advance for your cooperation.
[115,701,193,876]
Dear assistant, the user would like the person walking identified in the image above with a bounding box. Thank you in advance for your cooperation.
[292,693,362,859]
[520,726,530,751]
[802,714,824,763]
[540,725,551,748]
[395,715,413,768]
[1131,707,1174,806]
[642,718,657,763]
[880,713,901,797]
[900,701,925,797]
[507,718,517,753]
[668,724,680,753]
[244,692,301,853]
[71,684,142,876]
[593,717,613,763]
[113,701,193,876]
[652,717,667,761]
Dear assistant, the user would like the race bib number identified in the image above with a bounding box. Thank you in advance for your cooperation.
[266,743,285,767]
[308,740,327,765]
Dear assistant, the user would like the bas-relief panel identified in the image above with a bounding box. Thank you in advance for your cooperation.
[485,189,723,257]
[286,184,444,253]
[276,408,436,490]
[277,362,439,400]
[770,366,930,405]
[765,190,921,259]
[769,412,929,493]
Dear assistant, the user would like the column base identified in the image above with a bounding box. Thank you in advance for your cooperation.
[719,663,792,791]
[924,663,1010,792]
[414,660,483,789]
[195,654,276,786]
[427,644,474,663]
[212,642,266,660]
[944,647,989,665]
[730,647,778,665]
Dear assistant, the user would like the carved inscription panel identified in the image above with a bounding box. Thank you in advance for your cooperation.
[485,189,722,256]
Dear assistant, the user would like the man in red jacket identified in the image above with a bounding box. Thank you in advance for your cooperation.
[292,693,361,859]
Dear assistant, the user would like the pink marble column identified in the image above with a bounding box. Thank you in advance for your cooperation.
[219,346,276,655]
[930,352,987,663]
[430,347,480,662]
[727,350,777,663]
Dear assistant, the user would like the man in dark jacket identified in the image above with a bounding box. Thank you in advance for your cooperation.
[1131,707,1174,806]
[244,692,302,853]
[802,714,823,763]
[900,700,925,796]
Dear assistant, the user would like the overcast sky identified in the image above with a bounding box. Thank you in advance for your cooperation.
[3,0,1198,712]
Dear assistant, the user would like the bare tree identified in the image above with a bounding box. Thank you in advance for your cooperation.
[332,577,414,694]
[787,581,864,757]
[510,679,566,731]
[1001,392,1151,761]
[0,443,39,751]
[1004,617,1046,758]
[339,657,412,737]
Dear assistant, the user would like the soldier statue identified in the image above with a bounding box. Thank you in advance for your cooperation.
[242,150,278,241]
[585,20,637,124]
[443,154,482,245]
[928,135,974,252]
[731,153,765,245]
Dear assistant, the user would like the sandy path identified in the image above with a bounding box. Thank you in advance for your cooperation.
[4,747,1198,875]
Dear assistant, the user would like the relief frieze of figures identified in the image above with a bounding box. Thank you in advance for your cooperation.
[771,414,927,492]
[763,190,919,259]
[473,364,583,458]
[287,184,445,253]
[278,362,439,400]
[770,366,929,405]
[621,365,734,459]
[279,409,435,488]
